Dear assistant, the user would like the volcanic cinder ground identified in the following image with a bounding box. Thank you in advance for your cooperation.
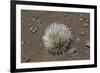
[21,10,90,63]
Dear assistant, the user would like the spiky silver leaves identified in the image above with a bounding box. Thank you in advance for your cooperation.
[43,22,72,56]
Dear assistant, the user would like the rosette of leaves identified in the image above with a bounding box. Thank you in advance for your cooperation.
[43,22,72,56]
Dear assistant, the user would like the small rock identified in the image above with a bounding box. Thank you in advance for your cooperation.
[85,19,89,22]
[25,56,30,62]
[32,17,39,21]
[68,48,77,55]
[86,40,90,48]
[80,14,83,17]
[79,18,83,22]
[76,37,80,42]
[69,27,72,31]
[32,28,37,33]
[21,41,25,45]
[84,23,88,27]
[32,18,36,21]
[80,32,85,36]
[29,27,33,31]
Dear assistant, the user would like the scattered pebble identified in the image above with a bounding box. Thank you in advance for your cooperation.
[85,19,89,22]
[76,37,80,42]
[80,14,83,17]
[68,48,77,55]
[80,32,85,36]
[21,41,25,45]
[69,27,72,30]
[29,26,33,31]
[86,40,90,48]
[25,56,30,62]
[79,18,83,22]
[32,18,36,21]
[32,17,39,21]
[84,23,88,27]
[32,27,37,33]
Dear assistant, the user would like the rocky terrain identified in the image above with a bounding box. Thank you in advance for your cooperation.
[21,10,90,63]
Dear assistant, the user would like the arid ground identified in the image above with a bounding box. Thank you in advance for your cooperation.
[21,10,90,63]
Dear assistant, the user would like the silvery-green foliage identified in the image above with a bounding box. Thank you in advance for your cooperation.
[43,22,72,51]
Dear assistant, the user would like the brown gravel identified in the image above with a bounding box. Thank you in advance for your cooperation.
[21,10,90,63]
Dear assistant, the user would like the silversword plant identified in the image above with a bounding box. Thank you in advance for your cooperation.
[43,22,72,55]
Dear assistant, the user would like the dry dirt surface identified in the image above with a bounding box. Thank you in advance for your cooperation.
[21,10,90,63]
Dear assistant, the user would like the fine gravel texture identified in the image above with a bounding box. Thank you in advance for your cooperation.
[21,10,90,63]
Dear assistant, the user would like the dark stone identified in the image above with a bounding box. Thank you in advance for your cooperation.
[86,40,90,48]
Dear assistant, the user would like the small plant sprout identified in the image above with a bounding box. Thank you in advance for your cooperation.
[43,22,72,56]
